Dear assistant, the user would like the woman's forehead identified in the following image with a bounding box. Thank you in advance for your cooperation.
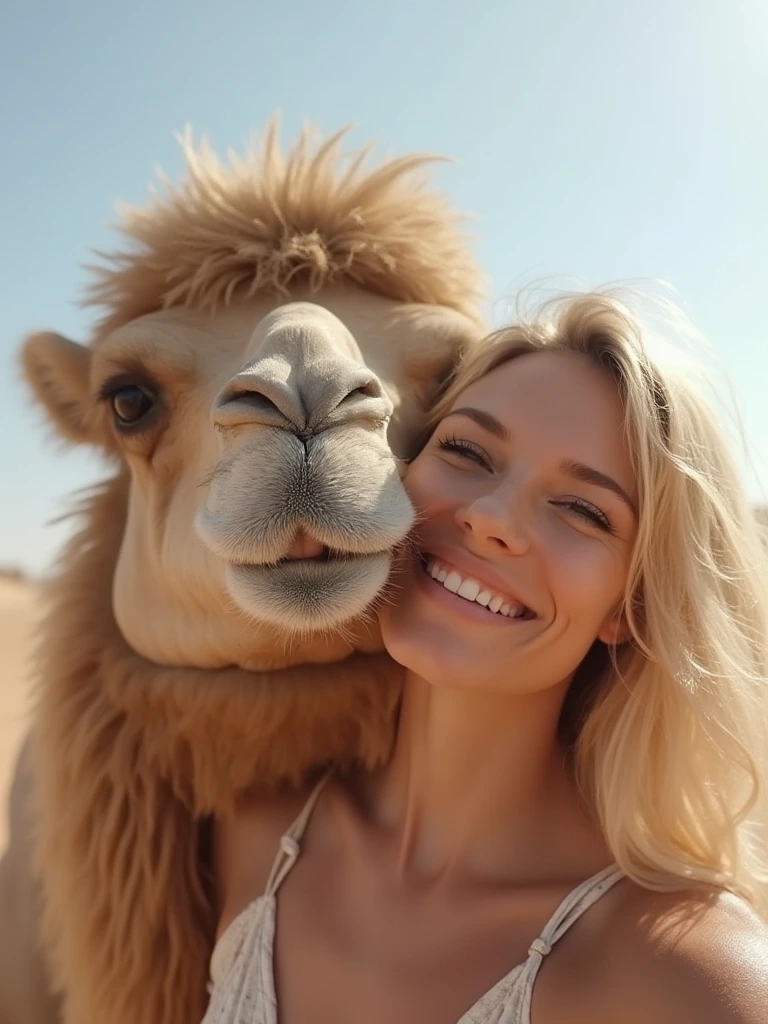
[455,351,621,421]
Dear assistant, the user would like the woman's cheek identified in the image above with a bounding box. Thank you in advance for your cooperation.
[547,533,624,617]
[404,459,451,511]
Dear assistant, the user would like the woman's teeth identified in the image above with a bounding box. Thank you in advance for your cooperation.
[423,558,530,619]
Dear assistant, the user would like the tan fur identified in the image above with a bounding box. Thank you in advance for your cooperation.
[86,119,484,338]
[0,737,61,1024]
[4,122,484,1024]
[32,475,402,1024]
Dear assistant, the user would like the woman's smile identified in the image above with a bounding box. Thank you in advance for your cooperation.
[413,554,542,628]
[413,541,541,624]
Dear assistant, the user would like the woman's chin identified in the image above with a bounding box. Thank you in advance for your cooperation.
[380,610,476,687]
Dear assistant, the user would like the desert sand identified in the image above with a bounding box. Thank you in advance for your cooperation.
[0,577,37,849]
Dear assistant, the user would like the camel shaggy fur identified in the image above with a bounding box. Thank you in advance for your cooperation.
[0,122,485,1024]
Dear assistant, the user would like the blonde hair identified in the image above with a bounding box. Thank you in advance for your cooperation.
[426,290,768,914]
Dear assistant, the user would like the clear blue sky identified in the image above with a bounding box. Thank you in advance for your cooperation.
[2,0,766,574]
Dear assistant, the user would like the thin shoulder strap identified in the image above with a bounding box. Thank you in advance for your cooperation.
[537,863,624,950]
[264,768,334,896]
[516,864,624,1023]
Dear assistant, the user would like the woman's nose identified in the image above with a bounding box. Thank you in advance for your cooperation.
[455,492,531,555]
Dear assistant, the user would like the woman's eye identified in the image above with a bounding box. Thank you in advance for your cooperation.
[555,498,613,533]
[437,436,491,469]
[109,385,155,427]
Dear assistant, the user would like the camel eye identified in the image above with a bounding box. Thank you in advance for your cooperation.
[111,385,154,426]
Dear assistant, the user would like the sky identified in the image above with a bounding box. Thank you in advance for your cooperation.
[1,0,766,575]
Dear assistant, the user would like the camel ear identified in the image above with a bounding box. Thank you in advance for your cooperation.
[21,331,103,445]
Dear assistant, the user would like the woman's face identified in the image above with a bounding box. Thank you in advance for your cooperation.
[379,349,639,694]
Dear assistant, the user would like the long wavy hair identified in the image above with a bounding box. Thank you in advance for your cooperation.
[422,290,768,915]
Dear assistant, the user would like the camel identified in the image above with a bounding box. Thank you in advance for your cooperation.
[0,121,485,1024]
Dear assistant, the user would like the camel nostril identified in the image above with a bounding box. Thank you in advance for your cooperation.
[212,379,305,432]
[334,374,388,414]
[230,389,283,417]
[349,379,381,400]
[213,362,390,435]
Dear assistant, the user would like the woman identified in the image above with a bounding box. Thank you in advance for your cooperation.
[205,292,768,1024]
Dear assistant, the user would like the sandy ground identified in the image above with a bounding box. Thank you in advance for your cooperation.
[0,578,37,849]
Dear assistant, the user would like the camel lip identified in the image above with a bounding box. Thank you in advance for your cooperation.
[225,551,393,630]
[282,531,329,561]
[271,549,358,567]
[233,550,391,571]
[278,544,332,564]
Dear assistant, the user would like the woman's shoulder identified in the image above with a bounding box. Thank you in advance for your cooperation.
[564,882,768,1024]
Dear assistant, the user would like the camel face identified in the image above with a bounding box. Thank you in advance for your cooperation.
[198,300,411,633]
[74,285,477,669]
[21,124,484,672]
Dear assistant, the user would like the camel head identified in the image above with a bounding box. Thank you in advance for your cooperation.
[21,123,485,674]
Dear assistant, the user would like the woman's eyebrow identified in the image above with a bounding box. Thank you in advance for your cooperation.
[559,459,637,517]
[443,407,510,440]
[442,407,637,517]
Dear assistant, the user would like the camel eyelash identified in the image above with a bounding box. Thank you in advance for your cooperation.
[94,373,163,436]
[95,372,158,404]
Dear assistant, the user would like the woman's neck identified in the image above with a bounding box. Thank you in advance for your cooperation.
[358,672,609,887]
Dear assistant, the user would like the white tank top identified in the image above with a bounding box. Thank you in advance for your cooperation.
[202,772,624,1024]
